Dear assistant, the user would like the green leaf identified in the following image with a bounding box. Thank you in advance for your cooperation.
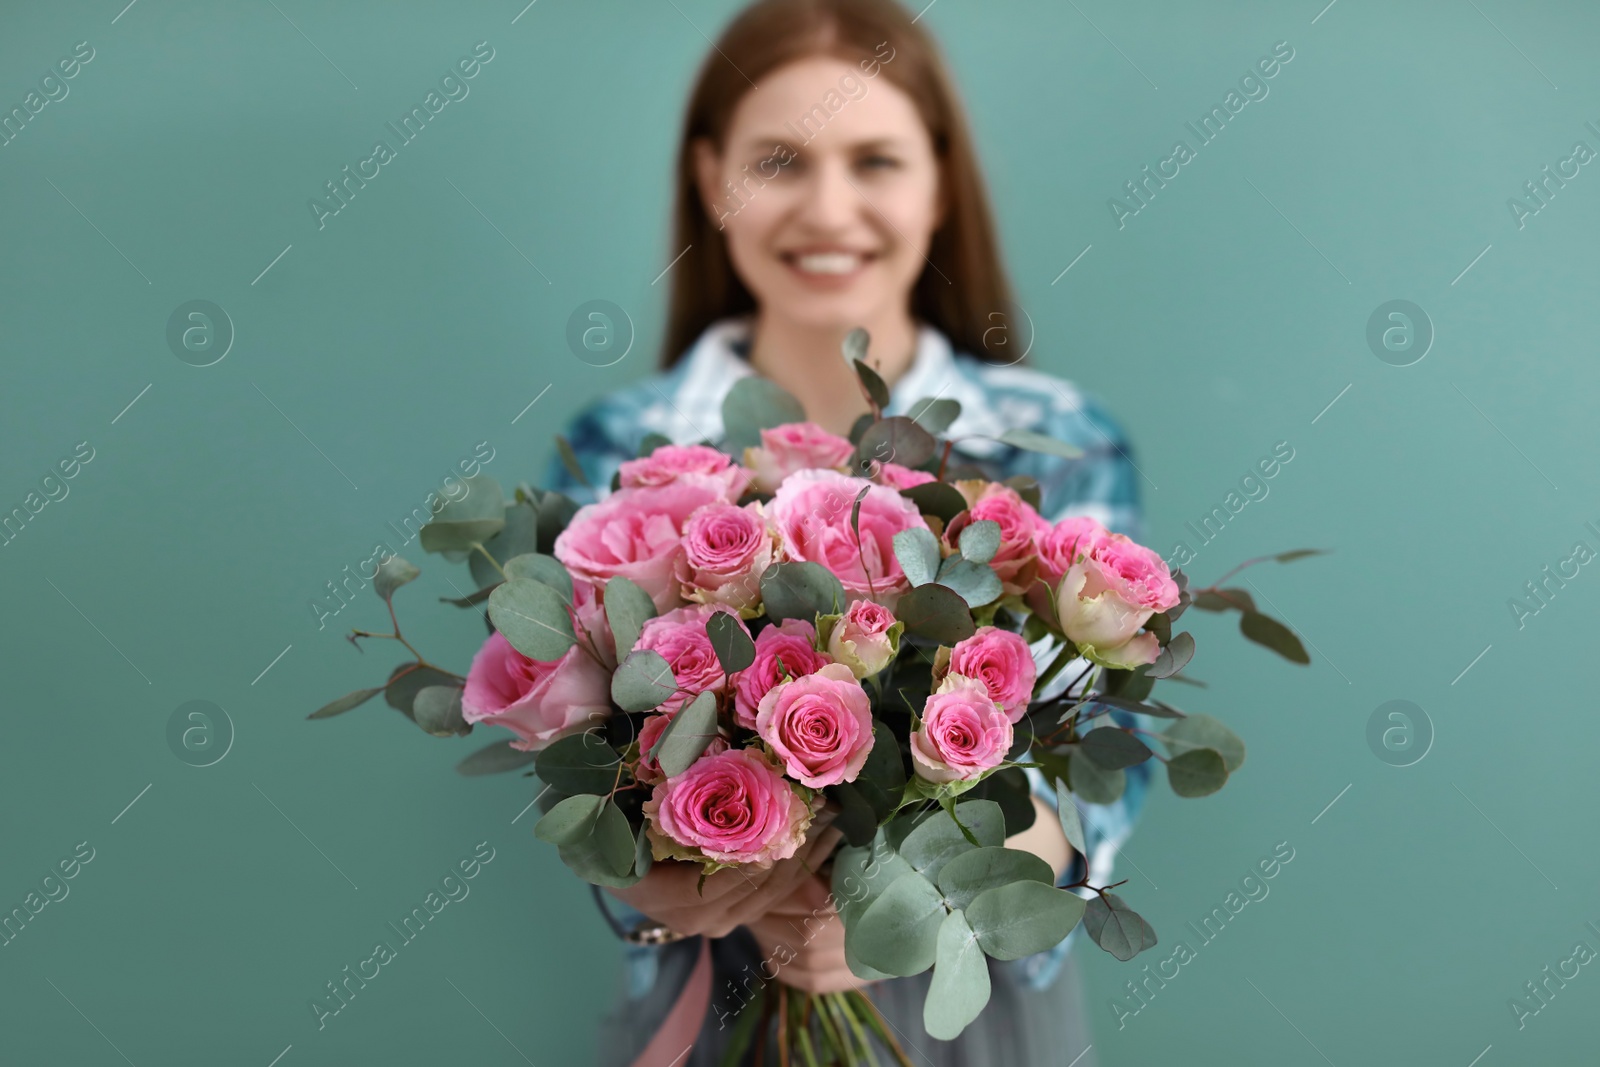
[1083,891,1158,961]
[308,687,382,720]
[1079,726,1153,770]
[1166,747,1229,797]
[849,720,907,817]
[956,520,1001,565]
[604,577,657,657]
[383,663,458,721]
[848,871,946,976]
[841,326,870,366]
[935,557,1003,608]
[895,583,977,645]
[611,649,677,712]
[907,397,961,435]
[900,481,968,524]
[1067,747,1126,804]
[1239,611,1310,664]
[534,492,579,555]
[555,434,589,487]
[831,783,881,848]
[1162,714,1246,773]
[706,611,755,674]
[832,838,917,927]
[966,881,1087,960]
[857,417,937,473]
[418,475,507,553]
[1002,475,1042,511]
[760,561,845,623]
[471,502,539,588]
[936,846,1054,911]
[539,796,638,886]
[892,527,941,588]
[1077,694,1184,720]
[650,691,719,779]
[1148,631,1194,679]
[1055,786,1087,856]
[373,556,420,602]
[1192,588,1255,613]
[1274,548,1328,563]
[925,910,992,1040]
[534,732,620,795]
[455,740,539,776]
[638,433,672,457]
[503,553,574,602]
[488,578,576,662]
[997,428,1083,460]
[413,686,469,737]
[898,800,1005,881]
[722,377,805,451]
[854,360,890,411]
[534,794,606,846]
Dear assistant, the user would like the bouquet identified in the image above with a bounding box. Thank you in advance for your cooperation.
[311,330,1319,1064]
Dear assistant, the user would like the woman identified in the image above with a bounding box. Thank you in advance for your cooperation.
[547,1,1150,1062]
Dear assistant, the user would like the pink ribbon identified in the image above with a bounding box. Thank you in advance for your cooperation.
[629,937,713,1067]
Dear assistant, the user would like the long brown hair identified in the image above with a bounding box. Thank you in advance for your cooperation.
[660,0,1017,368]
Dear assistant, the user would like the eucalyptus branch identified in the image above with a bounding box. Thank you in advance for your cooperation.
[470,541,507,580]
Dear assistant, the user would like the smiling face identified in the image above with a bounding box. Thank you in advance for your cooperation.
[694,56,945,333]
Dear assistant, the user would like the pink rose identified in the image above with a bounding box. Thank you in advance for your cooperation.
[874,462,936,489]
[675,502,774,616]
[744,422,856,494]
[460,631,611,752]
[634,710,729,785]
[1056,534,1181,669]
[755,662,875,788]
[643,747,819,867]
[911,674,1013,784]
[554,483,724,612]
[635,604,748,714]
[823,599,902,679]
[767,469,931,601]
[618,444,749,501]
[946,482,1048,595]
[732,618,832,729]
[1036,515,1112,588]
[947,627,1037,723]
[572,578,617,669]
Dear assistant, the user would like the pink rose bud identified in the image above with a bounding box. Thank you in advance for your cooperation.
[823,600,902,679]
[731,618,832,729]
[910,674,1013,784]
[643,747,819,868]
[947,626,1037,723]
[945,482,1048,595]
[755,662,876,788]
[1055,533,1181,669]
[1036,515,1112,588]
[675,502,774,616]
[618,443,750,501]
[635,605,748,714]
[873,462,936,489]
[555,483,725,613]
[768,469,932,601]
[743,422,856,494]
[634,710,729,785]
[461,631,612,752]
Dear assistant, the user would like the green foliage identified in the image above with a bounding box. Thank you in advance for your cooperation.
[1079,726,1153,770]
[907,397,961,435]
[1166,747,1229,797]
[956,520,1001,564]
[611,649,676,712]
[997,428,1083,459]
[925,910,991,1039]
[534,732,620,795]
[891,527,941,588]
[648,691,718,779]
[1083,891,1158,961]
[965,880,1087,960]
[722,377,805,450]
[603,577,656,658]
[487,578,576,661]
[1162,713,1246,773]
[373,556,420,602]
[936,846,1053,911]
[857,416,937,472]
[454,740,539,776]
[1240,611,1311,664]
[1149,631,1194,678]
[503,553,573,601]
[896,583,977,644]
[309,687,382,720]
[419,474,506,552]
[413,685,469,737]
[706,612,756,674]
[760,561,845,622]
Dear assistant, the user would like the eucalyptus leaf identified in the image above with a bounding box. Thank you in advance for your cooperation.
[535,732,621,795]
[309,687,382,720]
[907,397,961,435]
[966,881,1087,960]
[892,527,941,588]
[384,663,457,721]
[638,433,672,457]
[1078,726,1152,770]
[898,799,1005,881]
[373,556,420,602]
[850,721,907,816]
[1274,548,1328,563]
[413,685,469,737]
[1192,588,1256,613]
[760,561,845,623]
[1002,475,1042,510]
[1055,786,1087,856]
[723,377,806,451]
[503,553,574,602]
[472,502,539,588]
[706,612,756,674]
[1083,891,1158,961]
[1240,611,1311,664]
[1166,747,1229,797]
[936,846,1054,912]
[1148,631,1194,679]
[534,491,579,555]
[1067,747,1126,804]
[854,360,890,411]
[554,434,589,487]
[604,577,656,658]
[848,871,946,977]
[841,327,870,366]
[832,838,917,927]
[857,417,937,473]
[925,910,992,1040]
[896,583,977,644]
[611,649,677,712]
[418,474,506,553]
[900,481,968,524]
[935,558,1003,608]
[455,740,540,776]
[534,793,606,846]
[1162,714,1246,773]
[956,520,1001,565]
[488,578,576,662]
[649,691,720,778]
[997,428,1083,460]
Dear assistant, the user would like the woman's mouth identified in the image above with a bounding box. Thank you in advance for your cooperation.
[780,249,876,283]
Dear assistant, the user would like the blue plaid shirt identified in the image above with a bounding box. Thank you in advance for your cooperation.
[546,316,1151,997]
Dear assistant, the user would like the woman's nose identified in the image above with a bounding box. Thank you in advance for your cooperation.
[796,158,859,230]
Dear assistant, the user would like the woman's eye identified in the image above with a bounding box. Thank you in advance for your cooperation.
[858,154,899,171]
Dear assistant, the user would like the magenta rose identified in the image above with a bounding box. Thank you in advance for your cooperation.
[634,710,730,785]
[554,482,724,613]
[1056,533,1181,669]
[911,674,1013,784]
[675,502,773,616]
[755,662,875,788]
[643,747,818,867]
[744,422,855,494]
[731,618,832,729]
[946,482,1048,595]
[1036,515,1112,588]
[946,627,1037,723]
[822,599,902,679]
[635,604,748,714]
[767,469,930,601]
[460,631,611,752]
[873,462,936,489]
[618,443,749,501]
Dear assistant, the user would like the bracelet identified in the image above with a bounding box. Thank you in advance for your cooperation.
[625,919,688,946]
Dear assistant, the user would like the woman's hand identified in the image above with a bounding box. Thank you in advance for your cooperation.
[606,811,842,940]
[744,871,870,995]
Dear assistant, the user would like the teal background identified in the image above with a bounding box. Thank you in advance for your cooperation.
[2,0,1596,1063]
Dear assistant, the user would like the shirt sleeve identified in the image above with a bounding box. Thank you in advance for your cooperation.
[542,399,636,505]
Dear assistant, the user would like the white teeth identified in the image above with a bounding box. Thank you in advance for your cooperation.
[793,253,862,274]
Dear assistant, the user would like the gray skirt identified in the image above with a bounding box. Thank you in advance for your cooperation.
[596,929,1099,1067]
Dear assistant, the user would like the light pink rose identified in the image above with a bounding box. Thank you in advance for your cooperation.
[634,710,730,785]
[635,604,748,714]
[643,747,818,867]
[911,674,1013,784]
[1036,515,1112,588]
[460,631,611,752]
[554,483,724,613]
[1056,534,1181,669]
[946,482,1048,595]
[618,444,749,500]
[947,627,1037,723]
[755,662,875,788]
[675,502,773,616]
[732,618,832,730]
[767,469,931,601]
[874,462,936,489]
[824,600,901,679]
[744,422,856,493]
[572,578,617,669]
